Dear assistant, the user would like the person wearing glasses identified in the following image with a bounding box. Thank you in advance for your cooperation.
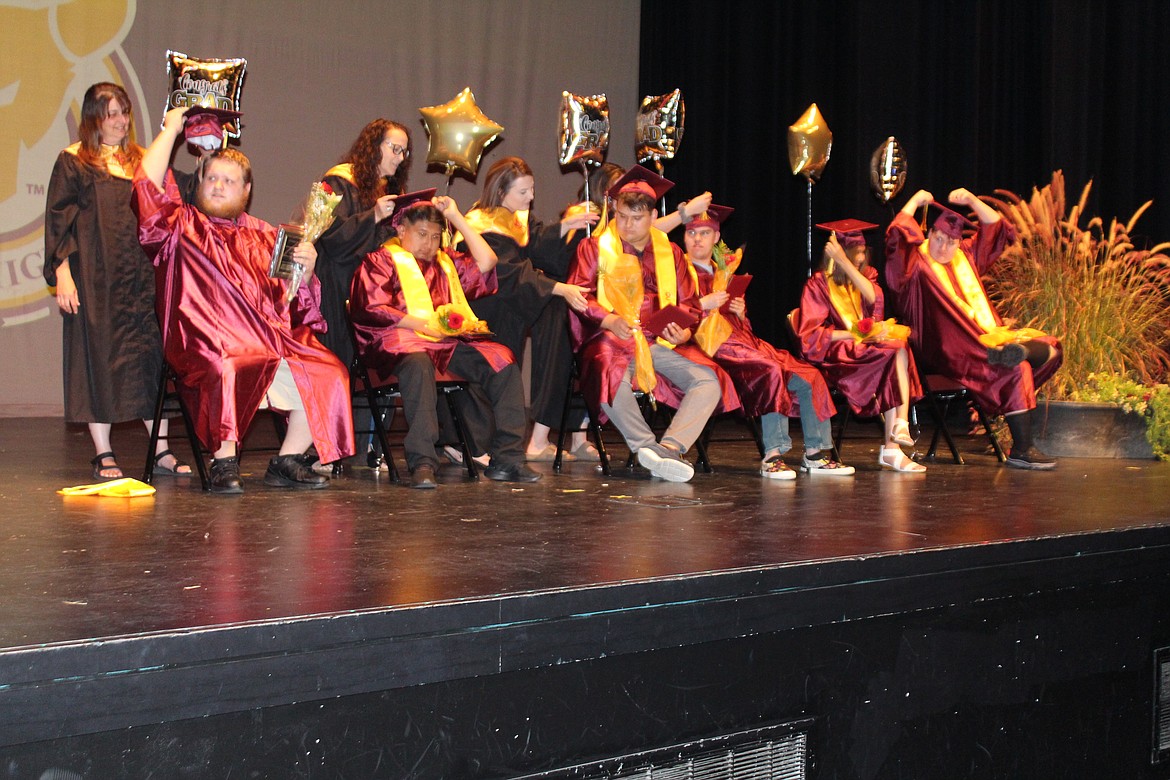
[885,188,1063,470]
[315,119,412,372]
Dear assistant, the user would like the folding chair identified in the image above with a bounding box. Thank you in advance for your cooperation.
[143,363,210,490]
[916,372,1006,464]
[350,354,481,482]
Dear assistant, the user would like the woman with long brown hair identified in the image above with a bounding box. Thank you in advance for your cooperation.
[44,82,190,479]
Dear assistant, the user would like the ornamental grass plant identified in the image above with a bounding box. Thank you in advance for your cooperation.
[983,171,1170,458]
[983,170,1170,399]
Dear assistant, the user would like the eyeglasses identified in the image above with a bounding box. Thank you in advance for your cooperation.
[384,141,409,158]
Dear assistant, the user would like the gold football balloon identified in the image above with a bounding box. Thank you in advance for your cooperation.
[870,136,908,203]
[419,87,504,176]
[635,88,685,164]
[787,103,832,181]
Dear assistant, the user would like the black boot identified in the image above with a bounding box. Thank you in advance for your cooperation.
[264,454,329,489]
[209,456,244,494]
[1004,411,1056,470]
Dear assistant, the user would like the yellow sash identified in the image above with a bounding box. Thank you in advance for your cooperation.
[826,276,865,330]
[597,222,676,313]
[383,238,477,343]
[462,206,529,247]
[921,244,999,333]
[67,142,134,180]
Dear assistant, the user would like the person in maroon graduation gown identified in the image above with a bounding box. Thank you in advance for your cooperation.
[684,206,850,479]
[885,188,1063,469]
[349,194,540,488]
[134,106,355,494]
[44,82,191,481]
[795,221,925,472]
[566,165,739,483]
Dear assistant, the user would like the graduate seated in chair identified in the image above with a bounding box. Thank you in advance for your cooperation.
[685,205,851,479]
[566,166,739,483]
[794,220,924,473]
[134,106,354,495]
[885,188,1063,470]
[349,192,539,488]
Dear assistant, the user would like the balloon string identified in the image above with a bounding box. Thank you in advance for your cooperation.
[441,164,454,196]
[581,161,590,207]
[806,178,813,277]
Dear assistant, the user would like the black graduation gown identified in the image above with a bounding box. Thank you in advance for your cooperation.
[43,148,160,423]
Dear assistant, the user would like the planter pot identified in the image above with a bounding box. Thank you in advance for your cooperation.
[1033,400,1155,459]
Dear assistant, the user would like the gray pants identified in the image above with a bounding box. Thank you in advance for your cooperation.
[600,345,721,453]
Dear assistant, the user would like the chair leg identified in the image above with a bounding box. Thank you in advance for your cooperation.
[363,381,400,483]
[749,416,765,459]
[143,365,169,485]
[554,371,574,474]
[144,365,210,490]
[442,387,479,480]
[832,407,852,461]
[975,406,1007,462]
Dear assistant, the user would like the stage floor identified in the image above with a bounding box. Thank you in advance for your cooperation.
[3,414,1168,653]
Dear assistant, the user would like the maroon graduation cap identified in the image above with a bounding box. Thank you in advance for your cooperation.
[389,188,439,229]
[183,106,241,150]
[606,164,674,201]
[689,203,734,231]
[816,218,878,249]
[928,202,975,239]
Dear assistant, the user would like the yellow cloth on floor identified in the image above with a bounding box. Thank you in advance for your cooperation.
[58,478,156,497]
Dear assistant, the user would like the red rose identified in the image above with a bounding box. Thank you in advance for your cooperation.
[857,317,874,334]
[321,182,333,195]
[446,311,464,330]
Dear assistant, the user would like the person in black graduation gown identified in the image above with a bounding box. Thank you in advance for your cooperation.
[44,82,191,480]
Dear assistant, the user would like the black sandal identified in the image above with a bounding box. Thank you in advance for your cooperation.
[152,448,192,476]
[91,451,122,480]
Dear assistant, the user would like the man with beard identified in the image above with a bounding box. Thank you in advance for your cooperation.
[133,106,354,494]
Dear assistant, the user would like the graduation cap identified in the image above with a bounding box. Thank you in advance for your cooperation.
[928,202,975,239]
[606,164,674,201]
[389,188,439,228]
[688,203,734,231]
[816,218,878,249]
[183,106,241,151]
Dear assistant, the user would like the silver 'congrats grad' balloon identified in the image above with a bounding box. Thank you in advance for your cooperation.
[559,92,609,167]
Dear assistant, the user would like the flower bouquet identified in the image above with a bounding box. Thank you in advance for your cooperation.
[850,317,911,343]
[270,181,344,301]
[695,240,743,357]
[428,303,490,337]
[600,252,656,393]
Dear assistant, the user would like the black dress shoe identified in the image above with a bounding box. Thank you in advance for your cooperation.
[264,454,329,489]
[410,464,438,489]
[484,462,542,483]
[209,456,244,495]
[987,342,1026,367]
[1005,446,1057,470]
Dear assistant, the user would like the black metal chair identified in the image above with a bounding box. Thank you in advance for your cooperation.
[143,363,210,490]
[917,372,1006,464]
[348,353,481,482]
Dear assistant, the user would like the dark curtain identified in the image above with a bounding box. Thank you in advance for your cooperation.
[639,0,1170,346]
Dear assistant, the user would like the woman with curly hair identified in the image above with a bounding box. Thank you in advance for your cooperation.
[316,119,412,369]
[44,82,191,480]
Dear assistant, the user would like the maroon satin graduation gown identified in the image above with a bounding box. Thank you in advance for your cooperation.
[567,236,740,421]
[349,246,512,382]
[884,212,1062,416]
[133,170,355,463]
[795,268,922,417]
[692,265,833,420]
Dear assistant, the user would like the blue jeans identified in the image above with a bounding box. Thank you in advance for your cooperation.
[760,374,832,455]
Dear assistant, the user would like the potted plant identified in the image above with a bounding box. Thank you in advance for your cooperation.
[982,171,1170,459]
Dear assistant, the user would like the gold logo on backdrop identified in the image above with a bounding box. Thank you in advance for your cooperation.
[0,0,142,326]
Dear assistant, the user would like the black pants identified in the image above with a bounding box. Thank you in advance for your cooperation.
[396,346,526,471]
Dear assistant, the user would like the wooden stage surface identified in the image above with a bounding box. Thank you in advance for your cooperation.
[1,415,1168,777]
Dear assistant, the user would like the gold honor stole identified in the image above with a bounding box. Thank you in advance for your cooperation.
[598,223,679,350]
[684,260,733,357]
[383,238,477,343]
[461,206,529,247]
[920,244,999,333]
[323,163,356,185]
[826,276,865,330]
[67,142,134,179]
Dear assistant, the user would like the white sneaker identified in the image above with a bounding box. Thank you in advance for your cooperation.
[637,443,695,482]
[800,451,855,476]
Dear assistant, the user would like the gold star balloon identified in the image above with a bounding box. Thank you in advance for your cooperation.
[419,87,504,176]
[787,103,832,181]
